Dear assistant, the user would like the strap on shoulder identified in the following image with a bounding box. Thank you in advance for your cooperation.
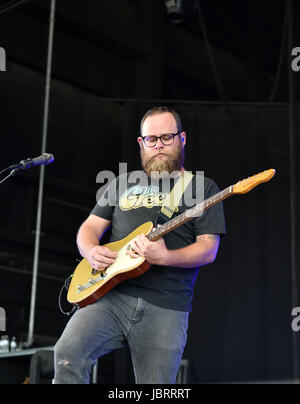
[160,170,194,219]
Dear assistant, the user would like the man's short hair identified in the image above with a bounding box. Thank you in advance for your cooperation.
[140,106,182,135]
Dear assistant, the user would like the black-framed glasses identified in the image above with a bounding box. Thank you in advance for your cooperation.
[141,132,180,147]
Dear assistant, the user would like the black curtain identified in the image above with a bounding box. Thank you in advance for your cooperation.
[0,67,299,381]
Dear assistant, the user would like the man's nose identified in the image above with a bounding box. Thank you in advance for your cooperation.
[154,138,164,148]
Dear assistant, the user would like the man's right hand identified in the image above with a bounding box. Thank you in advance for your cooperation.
[86,246,118,271]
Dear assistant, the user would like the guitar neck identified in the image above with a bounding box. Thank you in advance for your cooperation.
[147,185,233,241]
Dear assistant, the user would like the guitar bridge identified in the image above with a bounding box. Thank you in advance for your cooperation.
[76,271,108,294]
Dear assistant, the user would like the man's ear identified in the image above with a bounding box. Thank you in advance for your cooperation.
[180,132,186,147]
[137,137,143,149]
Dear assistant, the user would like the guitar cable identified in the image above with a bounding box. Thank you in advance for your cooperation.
[58,273,78,316]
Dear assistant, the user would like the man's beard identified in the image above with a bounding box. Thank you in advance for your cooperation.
[140,142,185,178]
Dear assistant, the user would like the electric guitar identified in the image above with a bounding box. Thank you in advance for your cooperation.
[67,169,276,308]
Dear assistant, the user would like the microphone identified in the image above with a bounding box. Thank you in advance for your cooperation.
[8,153,55,171]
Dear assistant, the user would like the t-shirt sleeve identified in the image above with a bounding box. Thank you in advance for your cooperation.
[90,177,118,221]
[192,178,226,237]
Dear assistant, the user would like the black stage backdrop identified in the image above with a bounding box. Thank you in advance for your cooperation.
[0,66,300,382]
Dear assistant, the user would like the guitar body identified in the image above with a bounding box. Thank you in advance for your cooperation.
[67,221,153,308]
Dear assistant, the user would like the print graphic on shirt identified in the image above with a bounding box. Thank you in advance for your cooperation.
[119,185,178,212]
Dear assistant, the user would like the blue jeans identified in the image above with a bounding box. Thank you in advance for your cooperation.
[54,290,189,384]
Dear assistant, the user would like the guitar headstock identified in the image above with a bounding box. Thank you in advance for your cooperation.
[232,169,276,194]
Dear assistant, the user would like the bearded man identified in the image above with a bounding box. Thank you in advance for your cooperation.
[54,106,226,384]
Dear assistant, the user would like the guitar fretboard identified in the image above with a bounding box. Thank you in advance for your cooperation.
[147,186,232,241]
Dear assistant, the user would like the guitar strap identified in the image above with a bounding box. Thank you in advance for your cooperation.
[160,170,194,219]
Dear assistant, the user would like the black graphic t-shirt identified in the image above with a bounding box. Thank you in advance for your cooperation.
[91,171,226,312]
